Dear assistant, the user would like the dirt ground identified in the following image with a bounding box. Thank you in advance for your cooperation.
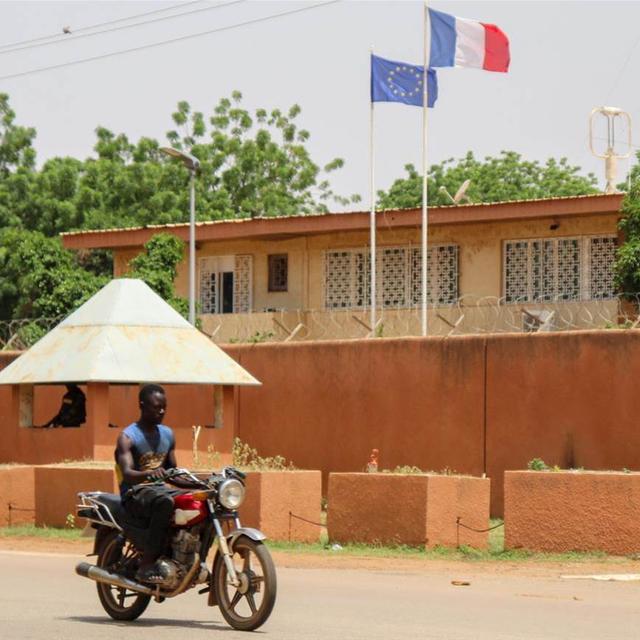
[3,534,640,579]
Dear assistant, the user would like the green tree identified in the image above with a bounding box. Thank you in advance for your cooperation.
[127,233,189,317]
[615,174,640,294]
[0,93,37,229]
[377,151,599,209]
[0,228,106,321]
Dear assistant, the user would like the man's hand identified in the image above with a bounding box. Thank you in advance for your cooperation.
[146,467,169,482]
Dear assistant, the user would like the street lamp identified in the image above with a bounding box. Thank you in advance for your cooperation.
[160,147,200,325]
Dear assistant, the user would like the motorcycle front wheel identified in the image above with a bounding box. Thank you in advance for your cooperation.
[213,535,277,631]
[96,531,151,621]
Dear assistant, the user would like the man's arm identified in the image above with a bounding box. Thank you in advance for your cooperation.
[116,432,167,485]
[162,435,206,487]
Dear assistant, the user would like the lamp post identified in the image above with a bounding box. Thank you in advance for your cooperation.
[160,147,200,325]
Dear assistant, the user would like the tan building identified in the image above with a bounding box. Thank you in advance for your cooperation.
[62,193,624,341]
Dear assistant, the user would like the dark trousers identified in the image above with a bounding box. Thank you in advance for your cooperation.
[123,485,176,558]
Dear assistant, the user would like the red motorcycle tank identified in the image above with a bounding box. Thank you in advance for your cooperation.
[173,494,207,526]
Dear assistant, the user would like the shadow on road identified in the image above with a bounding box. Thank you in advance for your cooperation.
[62,615,264,633]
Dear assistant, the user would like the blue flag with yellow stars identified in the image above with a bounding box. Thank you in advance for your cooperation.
[371,54,437,107]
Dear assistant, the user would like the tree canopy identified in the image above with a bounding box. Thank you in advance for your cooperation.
[376,151,599,209]
[0,91,358,327]
[0,92,607,330]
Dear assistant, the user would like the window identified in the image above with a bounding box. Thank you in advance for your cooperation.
[324,245,459,310]
[589,236,616,299]
[268,254,288,292]
[199,255,253,314]
[503,236,616,303]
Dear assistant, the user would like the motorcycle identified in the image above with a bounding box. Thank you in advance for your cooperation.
[75,466,276,631]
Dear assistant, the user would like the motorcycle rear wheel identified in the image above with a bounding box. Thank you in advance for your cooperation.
[213,536,277,631]
[96,531,151,621]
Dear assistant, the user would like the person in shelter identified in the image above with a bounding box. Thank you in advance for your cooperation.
[38,383,86,428]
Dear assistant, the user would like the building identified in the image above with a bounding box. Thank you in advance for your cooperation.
[62,193,624,341]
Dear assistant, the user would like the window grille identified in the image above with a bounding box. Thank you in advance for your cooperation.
[199,257,219,314]
[324,244,458,310]
[589,236,616,299]
[381,247,407,308]
[268,254,288,292]
[199,255,252,314]
[324,251,353,309]
[234,255,252,313]
[504,236,615,303]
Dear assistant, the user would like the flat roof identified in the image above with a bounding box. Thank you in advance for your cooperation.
[61,193,624,250]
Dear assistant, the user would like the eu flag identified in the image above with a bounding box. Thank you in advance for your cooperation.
[371,54,437,107]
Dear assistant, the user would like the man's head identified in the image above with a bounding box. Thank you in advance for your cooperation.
[139,384,167,426]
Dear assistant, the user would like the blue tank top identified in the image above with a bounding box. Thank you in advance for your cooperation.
[117,422,175,496]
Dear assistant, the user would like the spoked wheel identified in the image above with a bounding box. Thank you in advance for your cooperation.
[96,532,151,621]
[213,535,277,631]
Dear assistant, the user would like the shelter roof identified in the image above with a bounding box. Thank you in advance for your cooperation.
[61,193,624,251]
[0,279,259,386]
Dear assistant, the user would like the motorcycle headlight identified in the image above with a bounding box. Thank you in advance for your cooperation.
[218,478,245,510]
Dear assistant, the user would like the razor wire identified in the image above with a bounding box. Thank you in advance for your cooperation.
[199,293,640,344]
[5,294,640,349]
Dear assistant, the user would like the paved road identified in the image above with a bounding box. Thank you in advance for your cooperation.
[1,550,640,640]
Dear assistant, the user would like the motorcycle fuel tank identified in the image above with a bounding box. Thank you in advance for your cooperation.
[173,494,207,526]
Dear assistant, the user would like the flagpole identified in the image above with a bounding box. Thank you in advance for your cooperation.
[369,47,376,333]
[421,1,430,337]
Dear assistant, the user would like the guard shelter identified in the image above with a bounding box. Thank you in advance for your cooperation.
[0,279,259,464]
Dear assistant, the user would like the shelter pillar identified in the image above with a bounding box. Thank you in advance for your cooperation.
[196,385,236,468]
[86,383,111,461]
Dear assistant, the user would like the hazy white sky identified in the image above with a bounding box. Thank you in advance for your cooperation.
[1,0,639,207]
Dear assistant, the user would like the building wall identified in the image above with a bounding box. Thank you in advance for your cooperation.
[111,212,617,311]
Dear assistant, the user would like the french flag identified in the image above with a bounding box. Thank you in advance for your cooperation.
[429,8,510,73]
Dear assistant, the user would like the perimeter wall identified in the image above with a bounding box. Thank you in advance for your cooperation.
[227,331,639,516]
[2,331,639,515]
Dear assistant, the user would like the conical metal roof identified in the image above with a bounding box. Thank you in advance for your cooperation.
[0,279,260,386]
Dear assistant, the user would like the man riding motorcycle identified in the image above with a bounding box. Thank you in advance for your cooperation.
[115,383,184,583]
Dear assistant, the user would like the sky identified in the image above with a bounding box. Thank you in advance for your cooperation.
[0,0,639,209]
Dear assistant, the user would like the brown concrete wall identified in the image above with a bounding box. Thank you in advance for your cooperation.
[239,470,322,542]
[230,337,486,490]
[485,331,640,516]
[426,475,490,549]
[327,473,489,548]
[35,466,117,528]
[3,330,640,519]
[504,470,640,554]
[0,466,35,526]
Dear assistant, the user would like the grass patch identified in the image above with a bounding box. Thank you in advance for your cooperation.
[267,519,618,563]
[0,525,84,540]
[0,520,622,564]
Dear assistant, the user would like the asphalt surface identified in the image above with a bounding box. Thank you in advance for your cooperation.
[1,550,640,640]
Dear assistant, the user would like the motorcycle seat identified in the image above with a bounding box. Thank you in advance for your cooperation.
[93,493,127,524]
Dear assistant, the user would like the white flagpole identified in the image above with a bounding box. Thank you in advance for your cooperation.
[421,2,430,337]
[369,48,377,333]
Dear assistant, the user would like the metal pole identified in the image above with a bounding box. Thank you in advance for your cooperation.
[189,168,196,325]
[369,48,376,332]
[421,1,430,337]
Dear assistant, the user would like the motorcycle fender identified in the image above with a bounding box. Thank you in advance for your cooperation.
[227,527,267,550]
[91,526,114,556]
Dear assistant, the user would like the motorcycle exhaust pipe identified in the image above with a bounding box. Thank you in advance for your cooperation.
[76,562,154,596]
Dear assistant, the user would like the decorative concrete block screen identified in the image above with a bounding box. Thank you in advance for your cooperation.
[503,235,616,303]
[324,244,459,310]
